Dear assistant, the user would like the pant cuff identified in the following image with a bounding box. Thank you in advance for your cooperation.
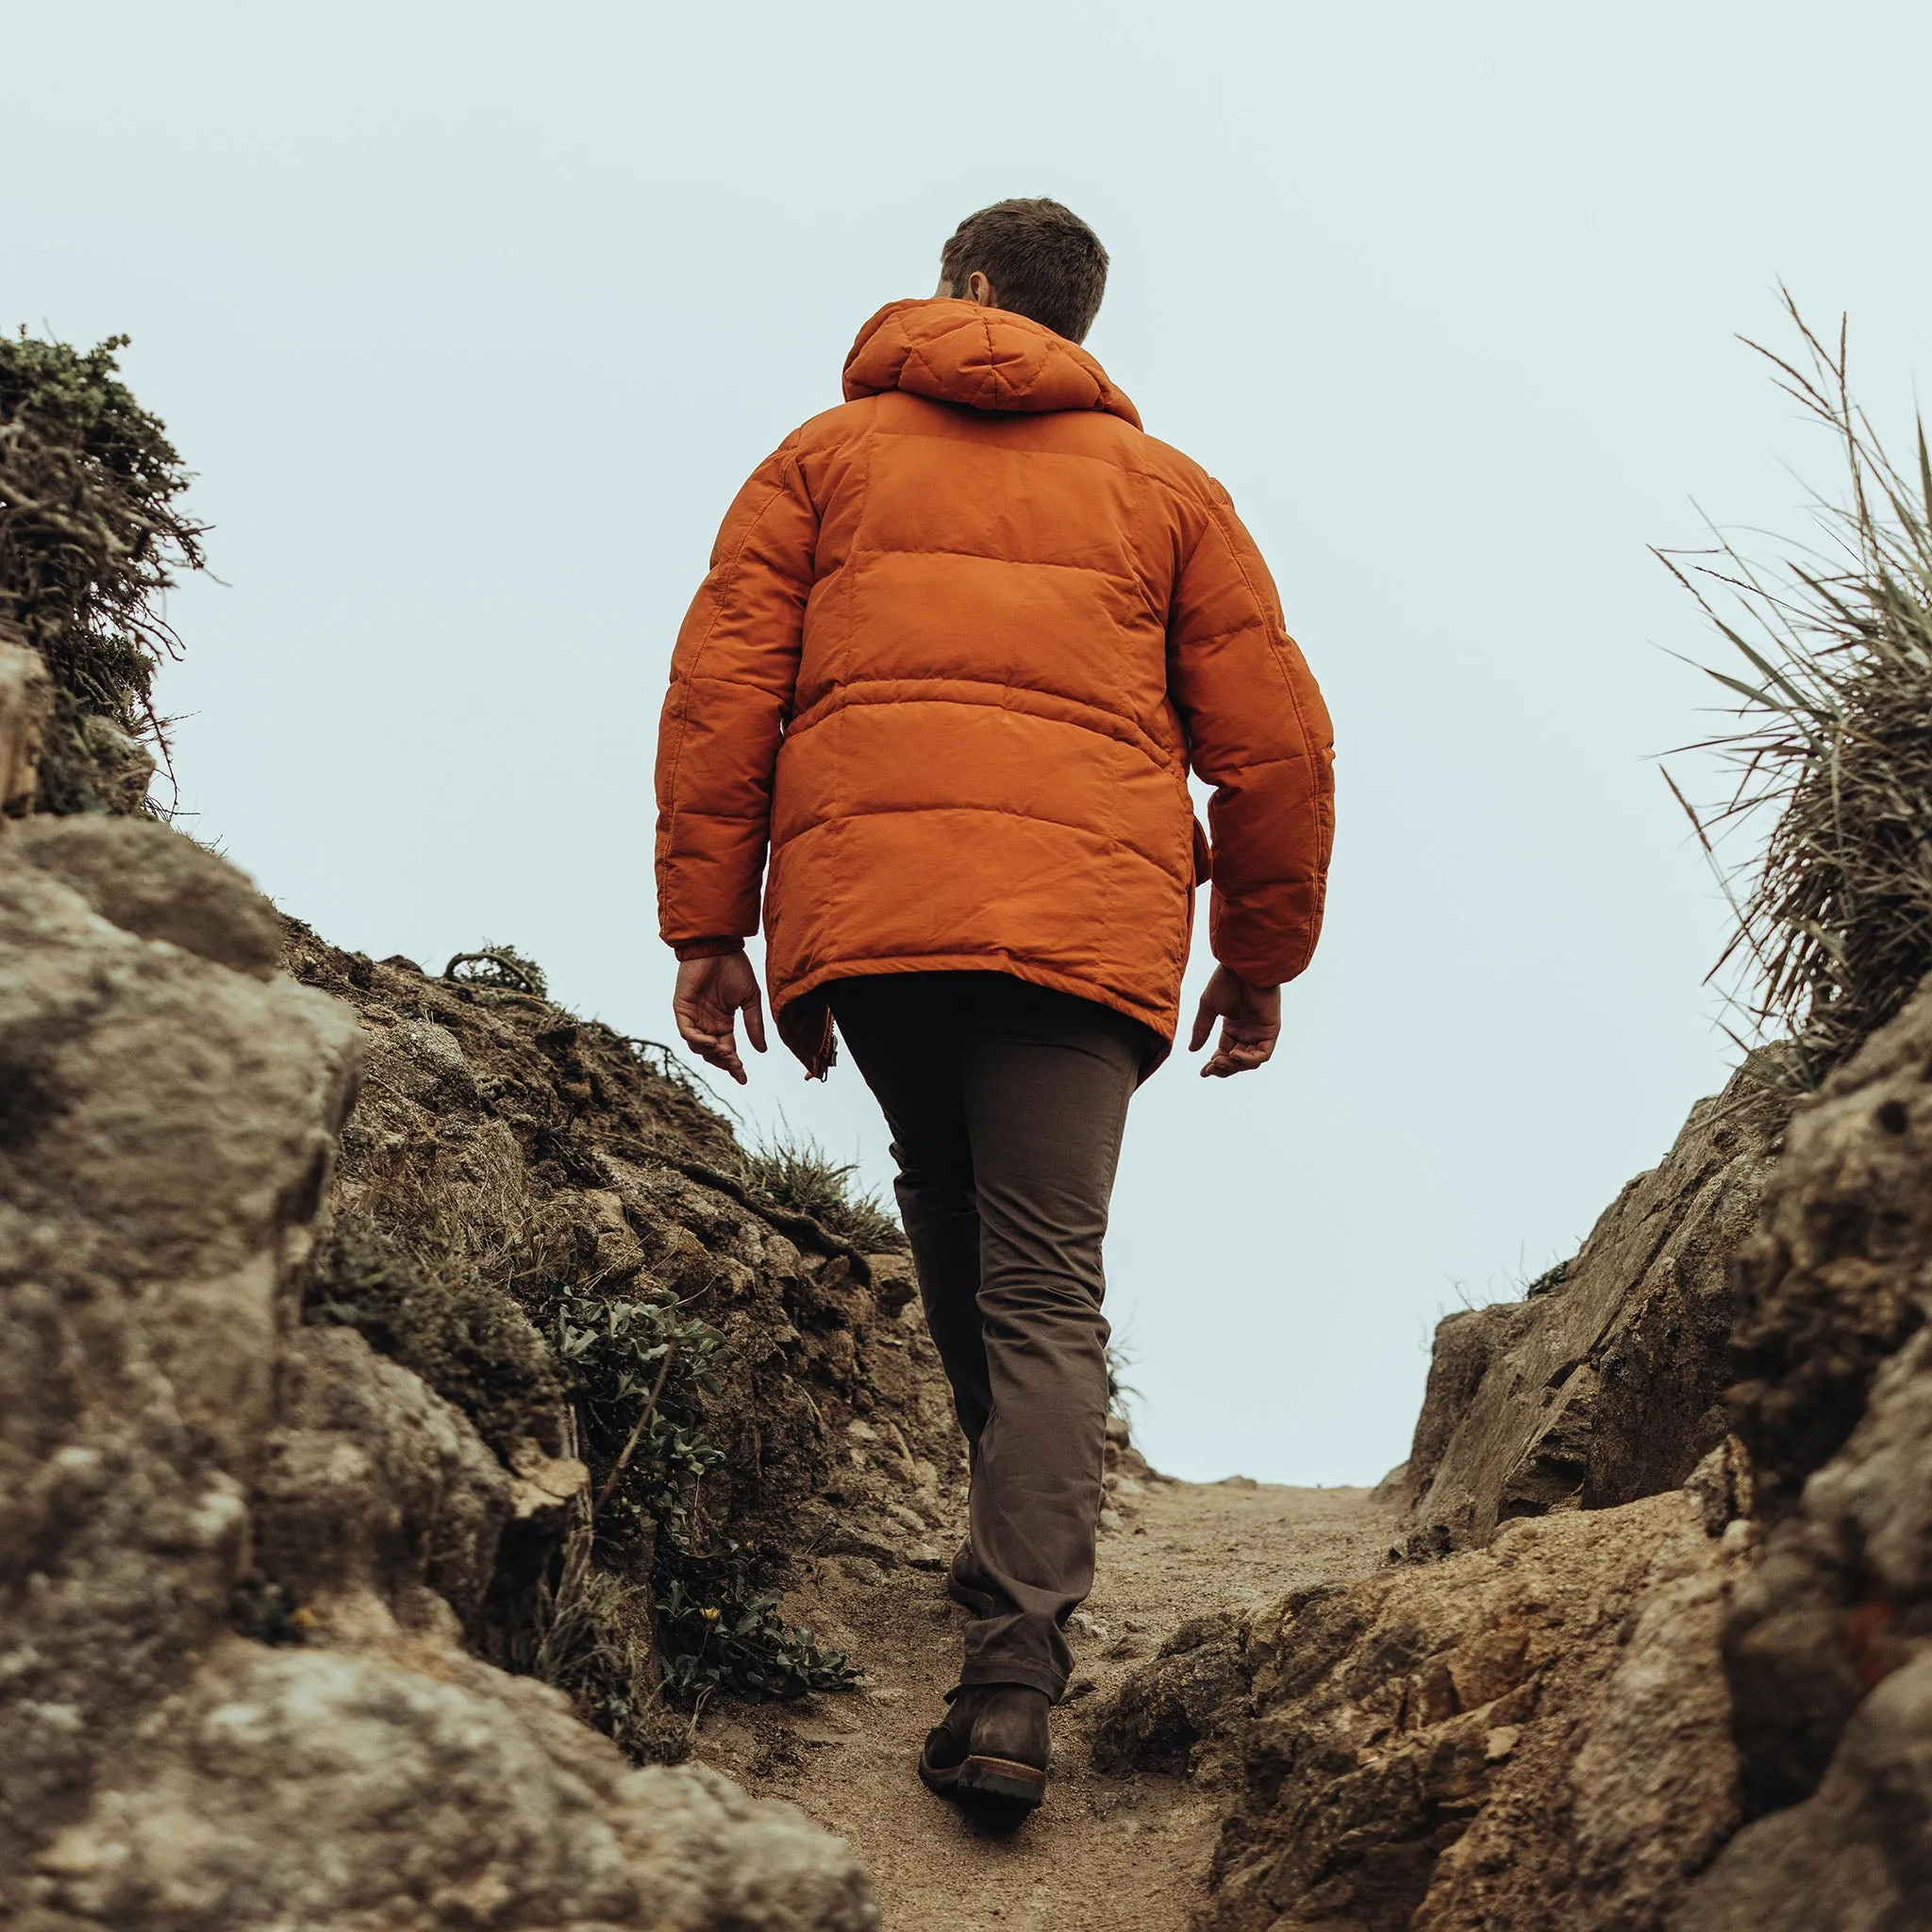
[953,1659,1068,1704]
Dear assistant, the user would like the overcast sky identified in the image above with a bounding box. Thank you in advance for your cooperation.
[12,2,1930,1484]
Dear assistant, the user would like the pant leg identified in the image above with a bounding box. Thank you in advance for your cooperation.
[954,975,1144,1701]
[824,975,991,1446]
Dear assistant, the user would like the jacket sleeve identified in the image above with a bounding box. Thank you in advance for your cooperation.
[655,431,819,950]
[1168,478,1335,985]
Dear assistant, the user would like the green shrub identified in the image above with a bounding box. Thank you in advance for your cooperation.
[550,1281,856,1705]
[551,1287,728,1545]
[0,329,207,813]
[658,1550,856,1702]
[310,1202,857,1735]
[304,1219,565,1461]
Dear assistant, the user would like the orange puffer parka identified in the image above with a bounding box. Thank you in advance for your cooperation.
[655,298,1335,1074]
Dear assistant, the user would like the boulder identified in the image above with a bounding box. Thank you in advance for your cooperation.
[1404,1070,1789,1549]
[0,633,53,816]
[1673,1650,1932,1932]
[1200,1493,1747,1932]
[0,818,876,1931]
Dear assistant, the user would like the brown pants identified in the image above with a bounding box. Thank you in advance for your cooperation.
[826,971,1147,1701]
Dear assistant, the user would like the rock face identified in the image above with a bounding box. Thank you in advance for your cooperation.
[1119,1492,1746,1932]
[0,634,53,817]
[1403,1069,1790,1550]
[1672,977,1932,1929]
[1674,1652,1932,1932]
[0,818,876,1930]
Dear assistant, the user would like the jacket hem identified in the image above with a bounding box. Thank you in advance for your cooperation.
[771,954,1176,1077]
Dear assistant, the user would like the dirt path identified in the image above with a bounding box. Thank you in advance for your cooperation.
[697,1474,1400,1930]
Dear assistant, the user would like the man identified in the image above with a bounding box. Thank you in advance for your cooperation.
[656,197,1333,1813]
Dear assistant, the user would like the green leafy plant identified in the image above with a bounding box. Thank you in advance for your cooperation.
[550,1282,856,1705]
[735,1127,907,1253]
[552,1288,728,1545]
[658,1548,855,1702]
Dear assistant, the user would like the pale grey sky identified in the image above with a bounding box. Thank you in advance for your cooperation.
[12,1,1930,1482]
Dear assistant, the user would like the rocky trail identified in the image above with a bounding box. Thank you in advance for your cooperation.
[703,1475,1399,1931]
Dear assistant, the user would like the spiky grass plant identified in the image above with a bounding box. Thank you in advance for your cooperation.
[1664,296,1932,1084]
[735,1127,907,1252]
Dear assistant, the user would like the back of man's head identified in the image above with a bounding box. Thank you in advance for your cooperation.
[939,198,1108,344]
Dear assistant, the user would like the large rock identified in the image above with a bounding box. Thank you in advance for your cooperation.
[0,814,358,1884]
[1673,1650,1932,1932]
[0,633,53,817]
[1195,1492,1747,1932]
[1404,1070,1790,1548]
[1726,976,1932,1520]
[1663,979,1932,1924]
[0,818,876,1930]
[1090,1610,1248,1782]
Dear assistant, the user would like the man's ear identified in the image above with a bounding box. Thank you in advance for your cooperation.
[965,271,997,308]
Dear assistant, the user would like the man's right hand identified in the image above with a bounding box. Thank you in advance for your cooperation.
[673,951,767,1085]
[1188,965,1282,1077]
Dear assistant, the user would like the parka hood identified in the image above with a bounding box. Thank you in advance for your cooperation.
[842,298,1141,428]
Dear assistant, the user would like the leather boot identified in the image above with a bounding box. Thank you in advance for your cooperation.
[918,1683,1050,1810]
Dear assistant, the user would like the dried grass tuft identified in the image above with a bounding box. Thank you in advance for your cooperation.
[735,1127,908,1253]
[1664,295,1932,1082]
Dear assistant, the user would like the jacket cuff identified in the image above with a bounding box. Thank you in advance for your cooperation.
[673,936,747,962]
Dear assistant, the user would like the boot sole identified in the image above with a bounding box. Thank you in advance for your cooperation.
[920,1751,1046,1811]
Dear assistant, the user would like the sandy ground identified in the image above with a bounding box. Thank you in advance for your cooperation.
[697,1474,1399,1931]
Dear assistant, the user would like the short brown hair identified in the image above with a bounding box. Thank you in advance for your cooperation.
[939,198,1109,344]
